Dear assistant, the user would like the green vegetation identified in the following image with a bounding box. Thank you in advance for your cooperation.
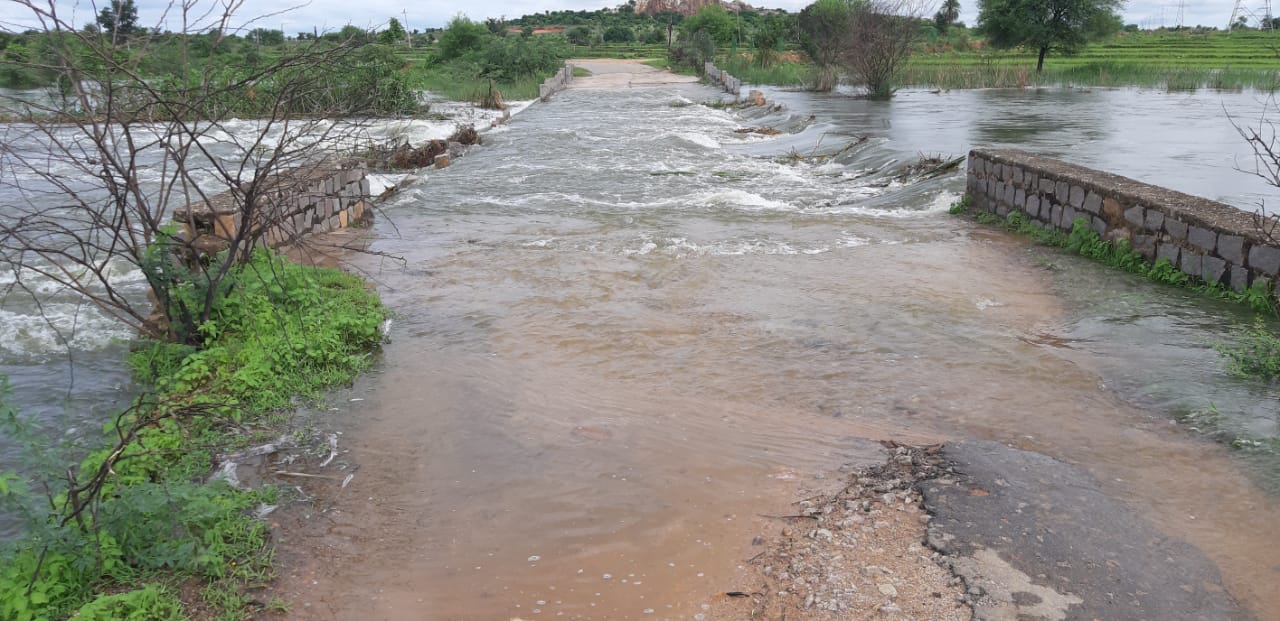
[720,55,813,86]
[0,250,386,619]
[954,200,1277,316]
[0,30,418,117]
[977,0,1124,72]
[956,198,1280,393]
[403,16,571,102]
[1219,318,1280,381]
[907,29,1280,90]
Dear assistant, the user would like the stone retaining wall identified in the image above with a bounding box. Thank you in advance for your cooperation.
[173,162,370,253]
[966,148,1280,298]
[704,62,742,96]
[539,64,575,101]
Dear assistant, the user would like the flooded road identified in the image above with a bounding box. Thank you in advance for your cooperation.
[269,66,1280,620]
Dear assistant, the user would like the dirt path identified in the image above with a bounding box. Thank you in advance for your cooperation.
[565,58,699,89]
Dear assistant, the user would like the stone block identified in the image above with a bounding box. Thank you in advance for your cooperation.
[1004,184,1017,206]
[1156,242,1180,266]
[1217,234,1245,265]
[1062,205,1078,229]
[213,212,239,239]
[353,199,366,222]
[1102,198,1122,221]
[986,178,996,196]
[338,209,349,228]
[1082,191,1102,214]
[1026,195,1041,218]
[1134,234,1156,260]
[1012,166,1024,185]
[1145,209,1165,232]
[1202,255,1227,285]
[1229,264,1251,292]
[1249,244,1280,275]
[1051,205,1063,228]
[1123,205,1145,228]
[996,203,1009,217]
[999,163,1010,181]
[1056,180,1069,204]
[1165,218,1188,239]
[1015,188,1026,208]
[1068,185,1085,208]
[360,178,371,197]
[1180,251,1203,279]
[1187,226,1217,253]
[1026,173,1037,190]
[1091,215,1108,237]
[1040,177,1056,195]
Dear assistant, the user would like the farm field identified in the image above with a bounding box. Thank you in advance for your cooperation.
[906,29,1280,89]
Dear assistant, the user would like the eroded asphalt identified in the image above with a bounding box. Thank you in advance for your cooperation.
[921,440,1249,621]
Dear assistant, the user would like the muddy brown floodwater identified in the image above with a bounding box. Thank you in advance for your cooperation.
[268,62,1280,620]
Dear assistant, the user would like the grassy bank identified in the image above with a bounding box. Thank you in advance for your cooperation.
[951,196,1280,486]
[0,250,385,620]
[908,29,1280,90]
[950,197,1276,315]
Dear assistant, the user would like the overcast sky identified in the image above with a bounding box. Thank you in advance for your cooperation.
[0,0,1247,36]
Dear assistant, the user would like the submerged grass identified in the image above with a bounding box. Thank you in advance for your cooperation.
[0,250,385,620]
[718,56,813,88]
[954,195,1280,484]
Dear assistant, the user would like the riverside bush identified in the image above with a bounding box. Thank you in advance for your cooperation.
[0,250,384,618]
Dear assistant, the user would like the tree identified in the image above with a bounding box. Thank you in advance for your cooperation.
[934,0,961,33]
[485,17,508,36]
[95,0,138,39]
[380,17,407,45]
[978,0,1124,73]
[680,5,737,45]
[603,25,635,42]
[438,16,489,59]
[250,28,285,46]
[566,25,592,45]
[799,0,851,91]
[1231,103,1280,246]
[842,0,928,99]
[0,1,416,344]
[752,16,787,68]
[669,28,715,73]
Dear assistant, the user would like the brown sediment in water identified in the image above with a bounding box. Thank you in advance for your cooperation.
[263,226,1280,619]
[262,65,1280,620]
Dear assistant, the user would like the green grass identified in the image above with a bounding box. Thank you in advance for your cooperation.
[955,197,1280,489]
[0,250,386,620]
[403,59,547,101]
[955,200,1277,316]
[907,29,1280,90]
[718,55,813,87]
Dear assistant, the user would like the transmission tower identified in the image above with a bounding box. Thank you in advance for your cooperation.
[1230,0,1276,28]
[1176,0,1186,27]
[1230,0,1250,29]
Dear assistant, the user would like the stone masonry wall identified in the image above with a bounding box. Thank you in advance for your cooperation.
[966,148,1280,298]
[539,63,575,101]
[704,62,742,96]
[172,162,371,253]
